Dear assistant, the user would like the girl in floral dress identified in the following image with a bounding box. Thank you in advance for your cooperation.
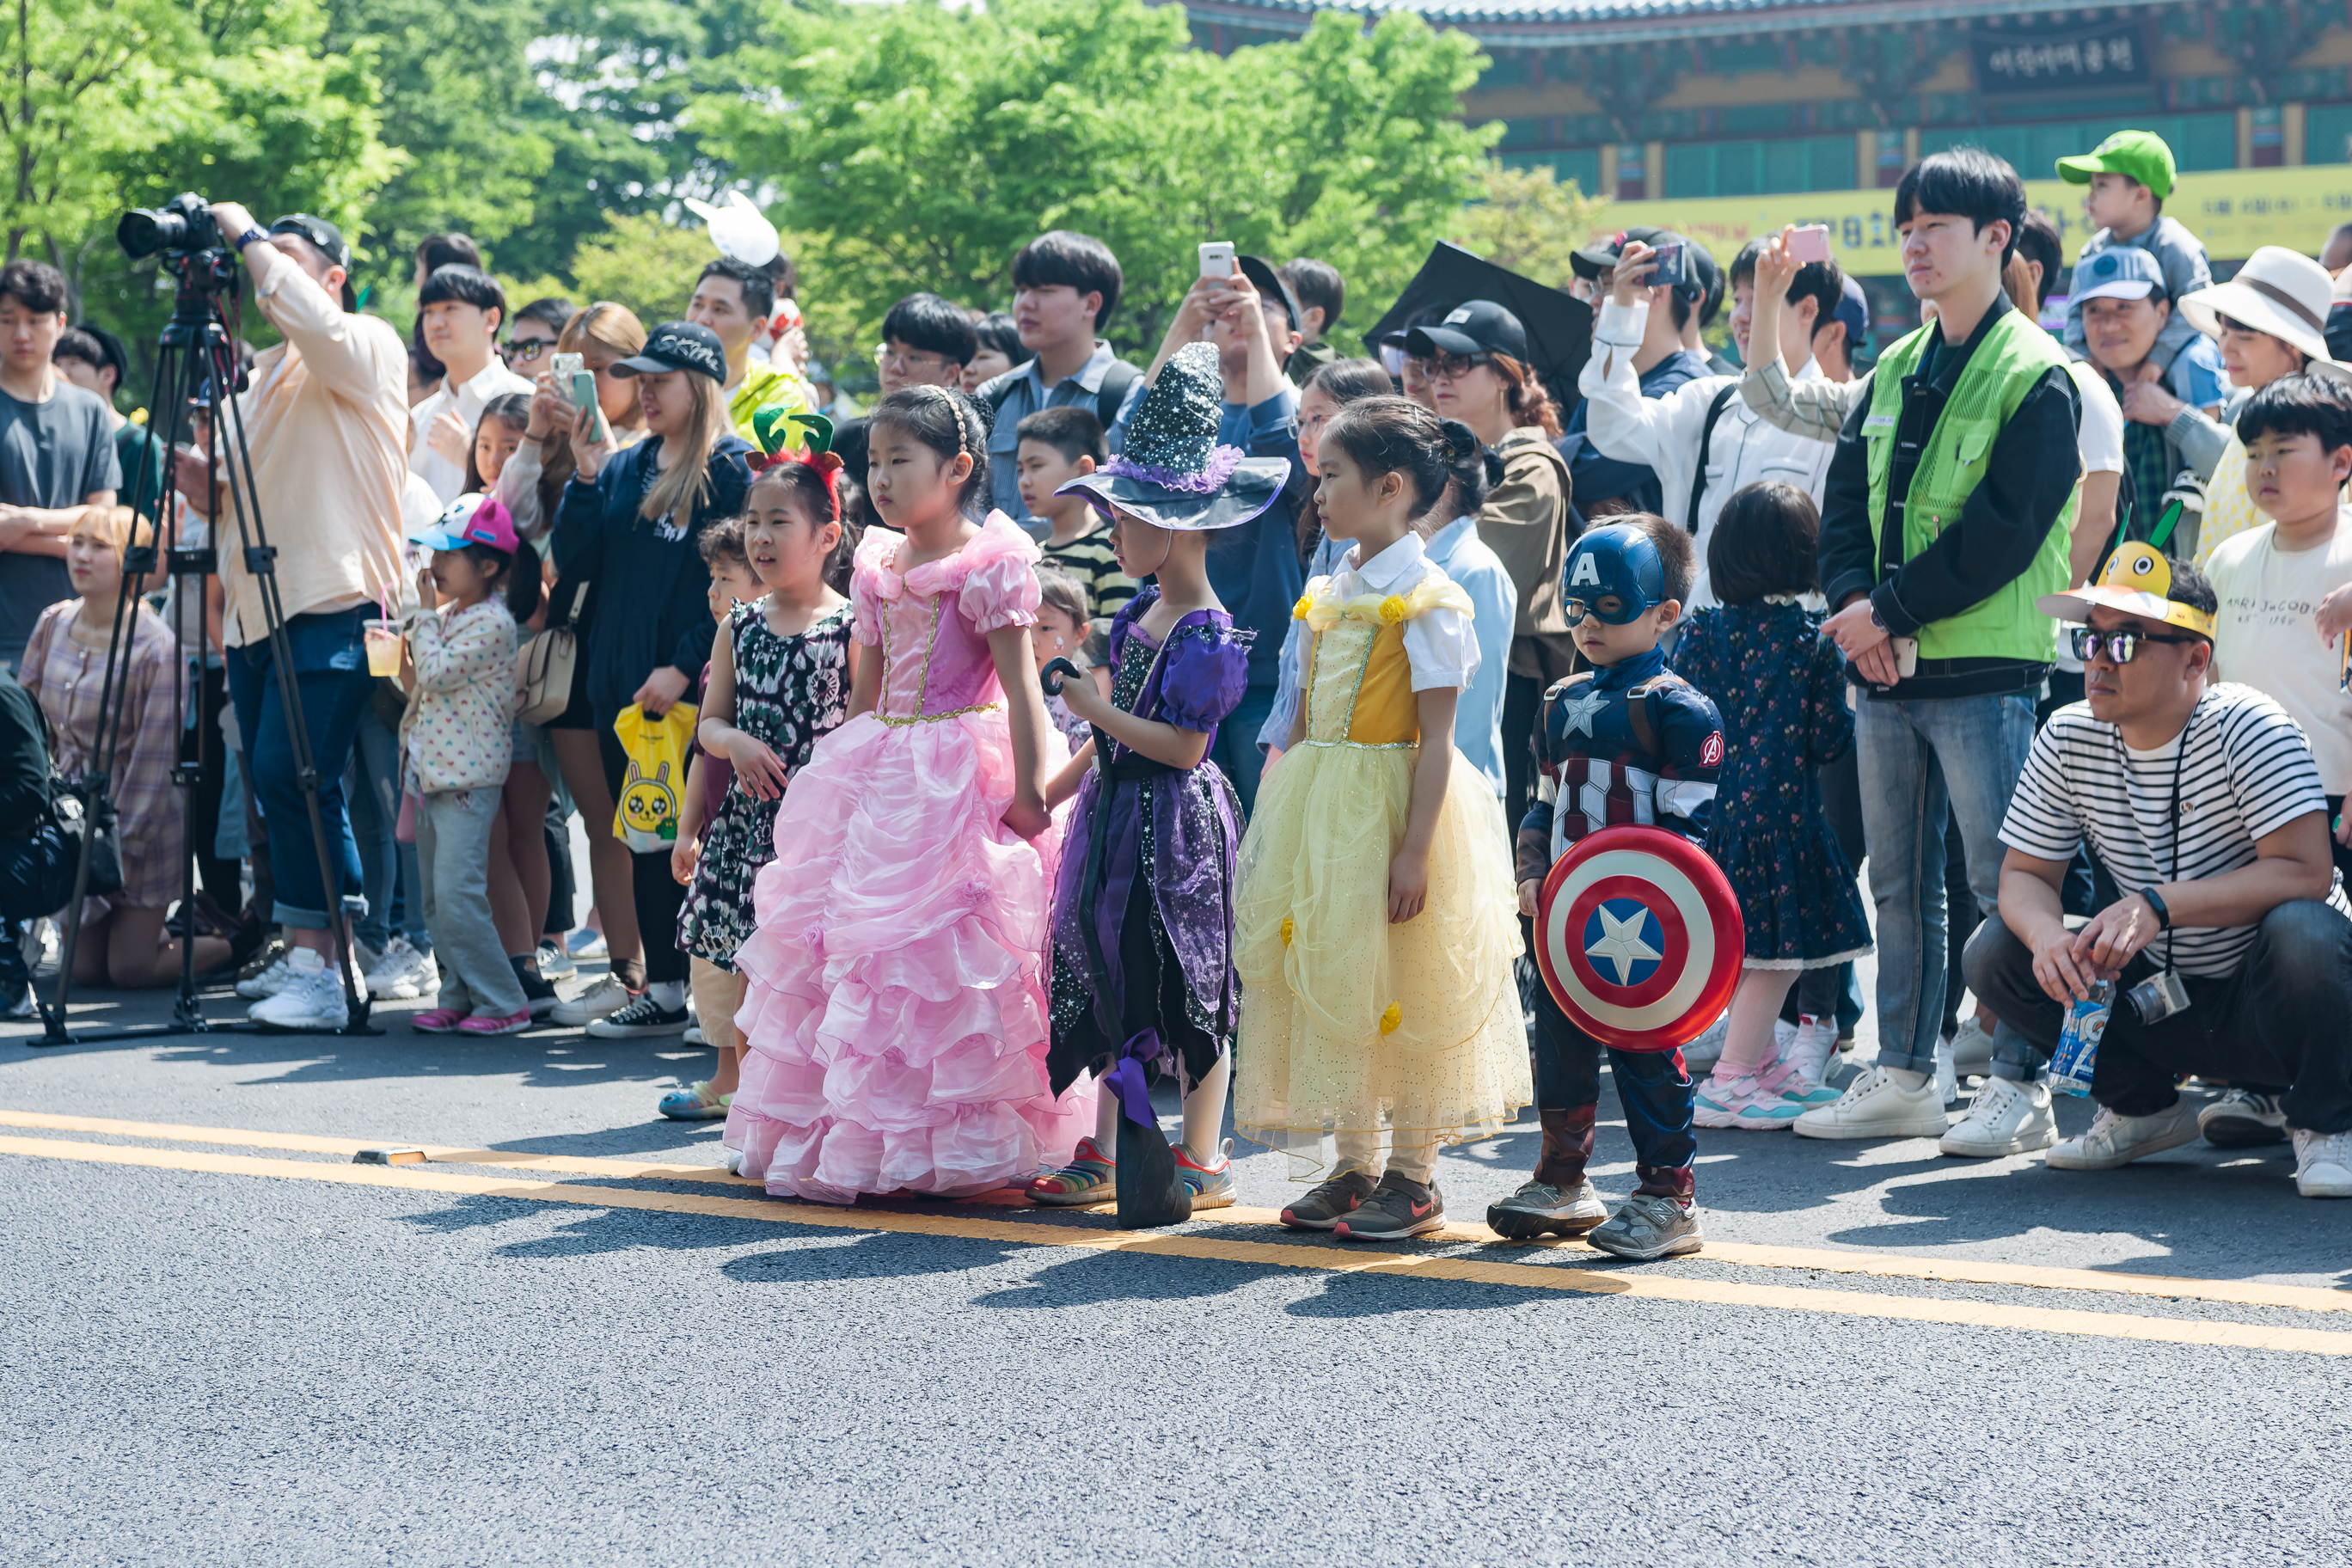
[723,387,1089,1201]
[665,441,858,1121]
[1669,482,1872,1127]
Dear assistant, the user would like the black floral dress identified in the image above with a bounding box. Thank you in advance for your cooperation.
[1671,602,1872,968]
[679,599,856,971]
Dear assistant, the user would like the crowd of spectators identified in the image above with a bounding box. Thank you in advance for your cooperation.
[3,127,2348,1204]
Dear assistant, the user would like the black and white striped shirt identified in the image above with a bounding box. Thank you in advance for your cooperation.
[2000,684,2349,975]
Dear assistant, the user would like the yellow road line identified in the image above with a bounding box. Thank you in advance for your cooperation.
[5,1132,2349,1358]
[5,1108,2344,1318]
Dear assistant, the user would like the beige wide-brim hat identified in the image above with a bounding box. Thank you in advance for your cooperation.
[2177,246,2348,378]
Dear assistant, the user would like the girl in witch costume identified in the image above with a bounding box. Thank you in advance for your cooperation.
[721,385,1091,1204]
[1025,343,1282,1228]
[1234,397,1530,1241]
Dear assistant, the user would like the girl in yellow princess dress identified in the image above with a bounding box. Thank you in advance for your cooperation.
[1234,396,1529,1240]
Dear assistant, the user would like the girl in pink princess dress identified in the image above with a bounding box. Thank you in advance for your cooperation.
[724,387,1093,1201]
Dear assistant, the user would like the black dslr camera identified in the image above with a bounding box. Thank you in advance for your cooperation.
[117,193,224,260]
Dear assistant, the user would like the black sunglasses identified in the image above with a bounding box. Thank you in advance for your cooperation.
[501,337,558,363]
[2070,628,2203,665]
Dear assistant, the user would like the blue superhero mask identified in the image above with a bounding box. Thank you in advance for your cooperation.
[1562,524,1669,625]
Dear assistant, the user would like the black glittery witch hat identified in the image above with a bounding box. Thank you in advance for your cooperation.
[1056,341,1289,531]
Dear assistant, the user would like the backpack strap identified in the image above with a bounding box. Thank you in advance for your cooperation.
[1684,383,1741,536]
[1094,359,1142,430]
[1535,670,1595,775]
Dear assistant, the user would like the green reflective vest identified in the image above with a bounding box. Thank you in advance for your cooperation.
[1863,308,2075,663]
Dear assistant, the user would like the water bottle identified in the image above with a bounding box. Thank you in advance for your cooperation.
[2048,980,2113,1098]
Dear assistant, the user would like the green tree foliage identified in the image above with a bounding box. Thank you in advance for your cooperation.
[1453,164,1612,290]
[699,0,1495,358]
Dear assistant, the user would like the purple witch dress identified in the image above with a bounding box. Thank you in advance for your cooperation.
[1046,585,1252,1095]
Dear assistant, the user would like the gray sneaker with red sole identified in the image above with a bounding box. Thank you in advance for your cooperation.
[1334,1171,1446,1240]
[1278,1164,1377,1230]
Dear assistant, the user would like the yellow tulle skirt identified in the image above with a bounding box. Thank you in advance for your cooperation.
[1232,740,1531,1171]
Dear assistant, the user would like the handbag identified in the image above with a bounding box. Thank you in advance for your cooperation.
[513,582,587,726]
[52,784,126,899]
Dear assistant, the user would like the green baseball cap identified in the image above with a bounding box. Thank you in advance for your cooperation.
[2055,130,2176,199]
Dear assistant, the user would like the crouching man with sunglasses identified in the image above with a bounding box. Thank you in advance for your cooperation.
[1957,543,2352,1197]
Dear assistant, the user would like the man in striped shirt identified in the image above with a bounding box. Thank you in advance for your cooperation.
[1959,543,2352,1198]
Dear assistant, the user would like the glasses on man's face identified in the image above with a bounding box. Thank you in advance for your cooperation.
[2070,627,2201,665]
[502,336,557,365]
[1420,352,1491,383]
[875,343,952,373]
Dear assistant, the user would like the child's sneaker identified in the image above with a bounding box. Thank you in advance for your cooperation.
[1278,1163,1377,1230]
[535,938,576,980]
[1786,1014,1840,1088]
[1026,1137,1116,1206]
[1692,1072,1760,1129]
[658,1081,733,1121]
[459,1008,533,1036]
[1173,1138,1236,1210]
[1587,1193,1704,1259]
[1486,1177,1608,1239]
[1754,1057,1837,1116]
[1333,1171,1444,1240]
[409,1008,467,1034]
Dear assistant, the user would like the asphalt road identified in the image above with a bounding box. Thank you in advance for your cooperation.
[5,969,2349,1568]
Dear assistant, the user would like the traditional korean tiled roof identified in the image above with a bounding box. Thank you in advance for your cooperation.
[1184,0,2174,46]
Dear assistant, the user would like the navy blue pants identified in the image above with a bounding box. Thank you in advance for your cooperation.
[1531,982,1697,1198]
[225,608,374,931]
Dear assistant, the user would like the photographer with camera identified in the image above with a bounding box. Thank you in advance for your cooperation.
[1959,545,2352,1198]
[183,199,408,1031]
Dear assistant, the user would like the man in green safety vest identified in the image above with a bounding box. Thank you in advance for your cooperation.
[1795,148,2086,1142]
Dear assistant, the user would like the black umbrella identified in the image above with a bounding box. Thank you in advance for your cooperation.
[1366,241,1595,421]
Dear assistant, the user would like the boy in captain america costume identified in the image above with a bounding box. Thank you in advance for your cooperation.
[1499,516,1724,1259]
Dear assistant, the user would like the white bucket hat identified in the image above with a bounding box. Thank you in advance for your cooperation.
[2177,246,2345,377]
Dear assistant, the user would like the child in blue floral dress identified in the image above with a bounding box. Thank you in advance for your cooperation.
[1670,482,1871,1128]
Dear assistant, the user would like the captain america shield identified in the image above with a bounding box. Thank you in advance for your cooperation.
[1534,825,1743,1050]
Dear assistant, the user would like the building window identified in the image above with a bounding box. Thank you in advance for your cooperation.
[2310,104,2352,165]
[1663,134,1855,197]
[1920,113,2236,175]
[1500,150,1604,196]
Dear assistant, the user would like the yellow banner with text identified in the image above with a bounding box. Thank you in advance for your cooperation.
[1599,166,2352,271]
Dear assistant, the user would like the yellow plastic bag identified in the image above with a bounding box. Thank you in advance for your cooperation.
[610,701,699,853]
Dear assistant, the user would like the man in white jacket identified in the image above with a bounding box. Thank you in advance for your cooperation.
[1578,236,1845,608]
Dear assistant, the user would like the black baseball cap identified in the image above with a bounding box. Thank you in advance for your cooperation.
[1236,254,1303,334]
[1403,300,1528,363]
[612,321,727,383]
[269,213,350,271]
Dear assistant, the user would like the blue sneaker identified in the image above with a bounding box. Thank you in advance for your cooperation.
[1173,1137,1236,1210]
[1026,1136,1116,1206]
[658,1081,732,1121]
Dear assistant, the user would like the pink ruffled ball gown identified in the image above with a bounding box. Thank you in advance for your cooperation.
[725,513,1095,1202]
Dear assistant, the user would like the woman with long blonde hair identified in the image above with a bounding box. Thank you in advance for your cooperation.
[546,322,750,1033]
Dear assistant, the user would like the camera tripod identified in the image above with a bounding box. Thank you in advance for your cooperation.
[31,242,377,1044]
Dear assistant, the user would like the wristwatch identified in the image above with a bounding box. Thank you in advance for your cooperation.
[233,226,270,252]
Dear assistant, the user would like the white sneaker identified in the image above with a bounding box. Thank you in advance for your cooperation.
[364,936,437,1001]
[1948,1015,1996,1077]
[1683,1011,1730,1074]
[236,952,293,1000]
[2198,1088,2288,1148]
[550,973,634,1026]
[248,947,350,1032]
[2292,1130,2352,1198]
[1785,1014,1839,1087]
[2045,1099,2202,1171]
[1793,1065,1950,1141]
[1939,1075,2057,1158]
[31,916,60,978]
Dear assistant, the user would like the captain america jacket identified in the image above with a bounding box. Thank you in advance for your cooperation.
[1515,641,1724,887]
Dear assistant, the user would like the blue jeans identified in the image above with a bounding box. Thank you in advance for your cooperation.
[1210,683,1278,821]
[1854,690,2038,1076]
[348,706,428,954]
[225,609,376,931]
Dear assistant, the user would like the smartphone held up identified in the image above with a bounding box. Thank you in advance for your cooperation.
[1198,242,1235,280]
[1786,224,1832,263]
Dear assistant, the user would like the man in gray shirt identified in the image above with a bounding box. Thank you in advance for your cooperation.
[0,259,119,670]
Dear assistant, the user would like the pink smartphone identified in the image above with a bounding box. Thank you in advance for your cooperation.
[1787,224,1832,263]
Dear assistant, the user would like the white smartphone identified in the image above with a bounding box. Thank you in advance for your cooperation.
[1198,242,1235,280]
[549,352,583,381]
[1894,637,1920,678]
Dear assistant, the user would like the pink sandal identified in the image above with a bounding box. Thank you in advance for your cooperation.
[410,1008,466,1034]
